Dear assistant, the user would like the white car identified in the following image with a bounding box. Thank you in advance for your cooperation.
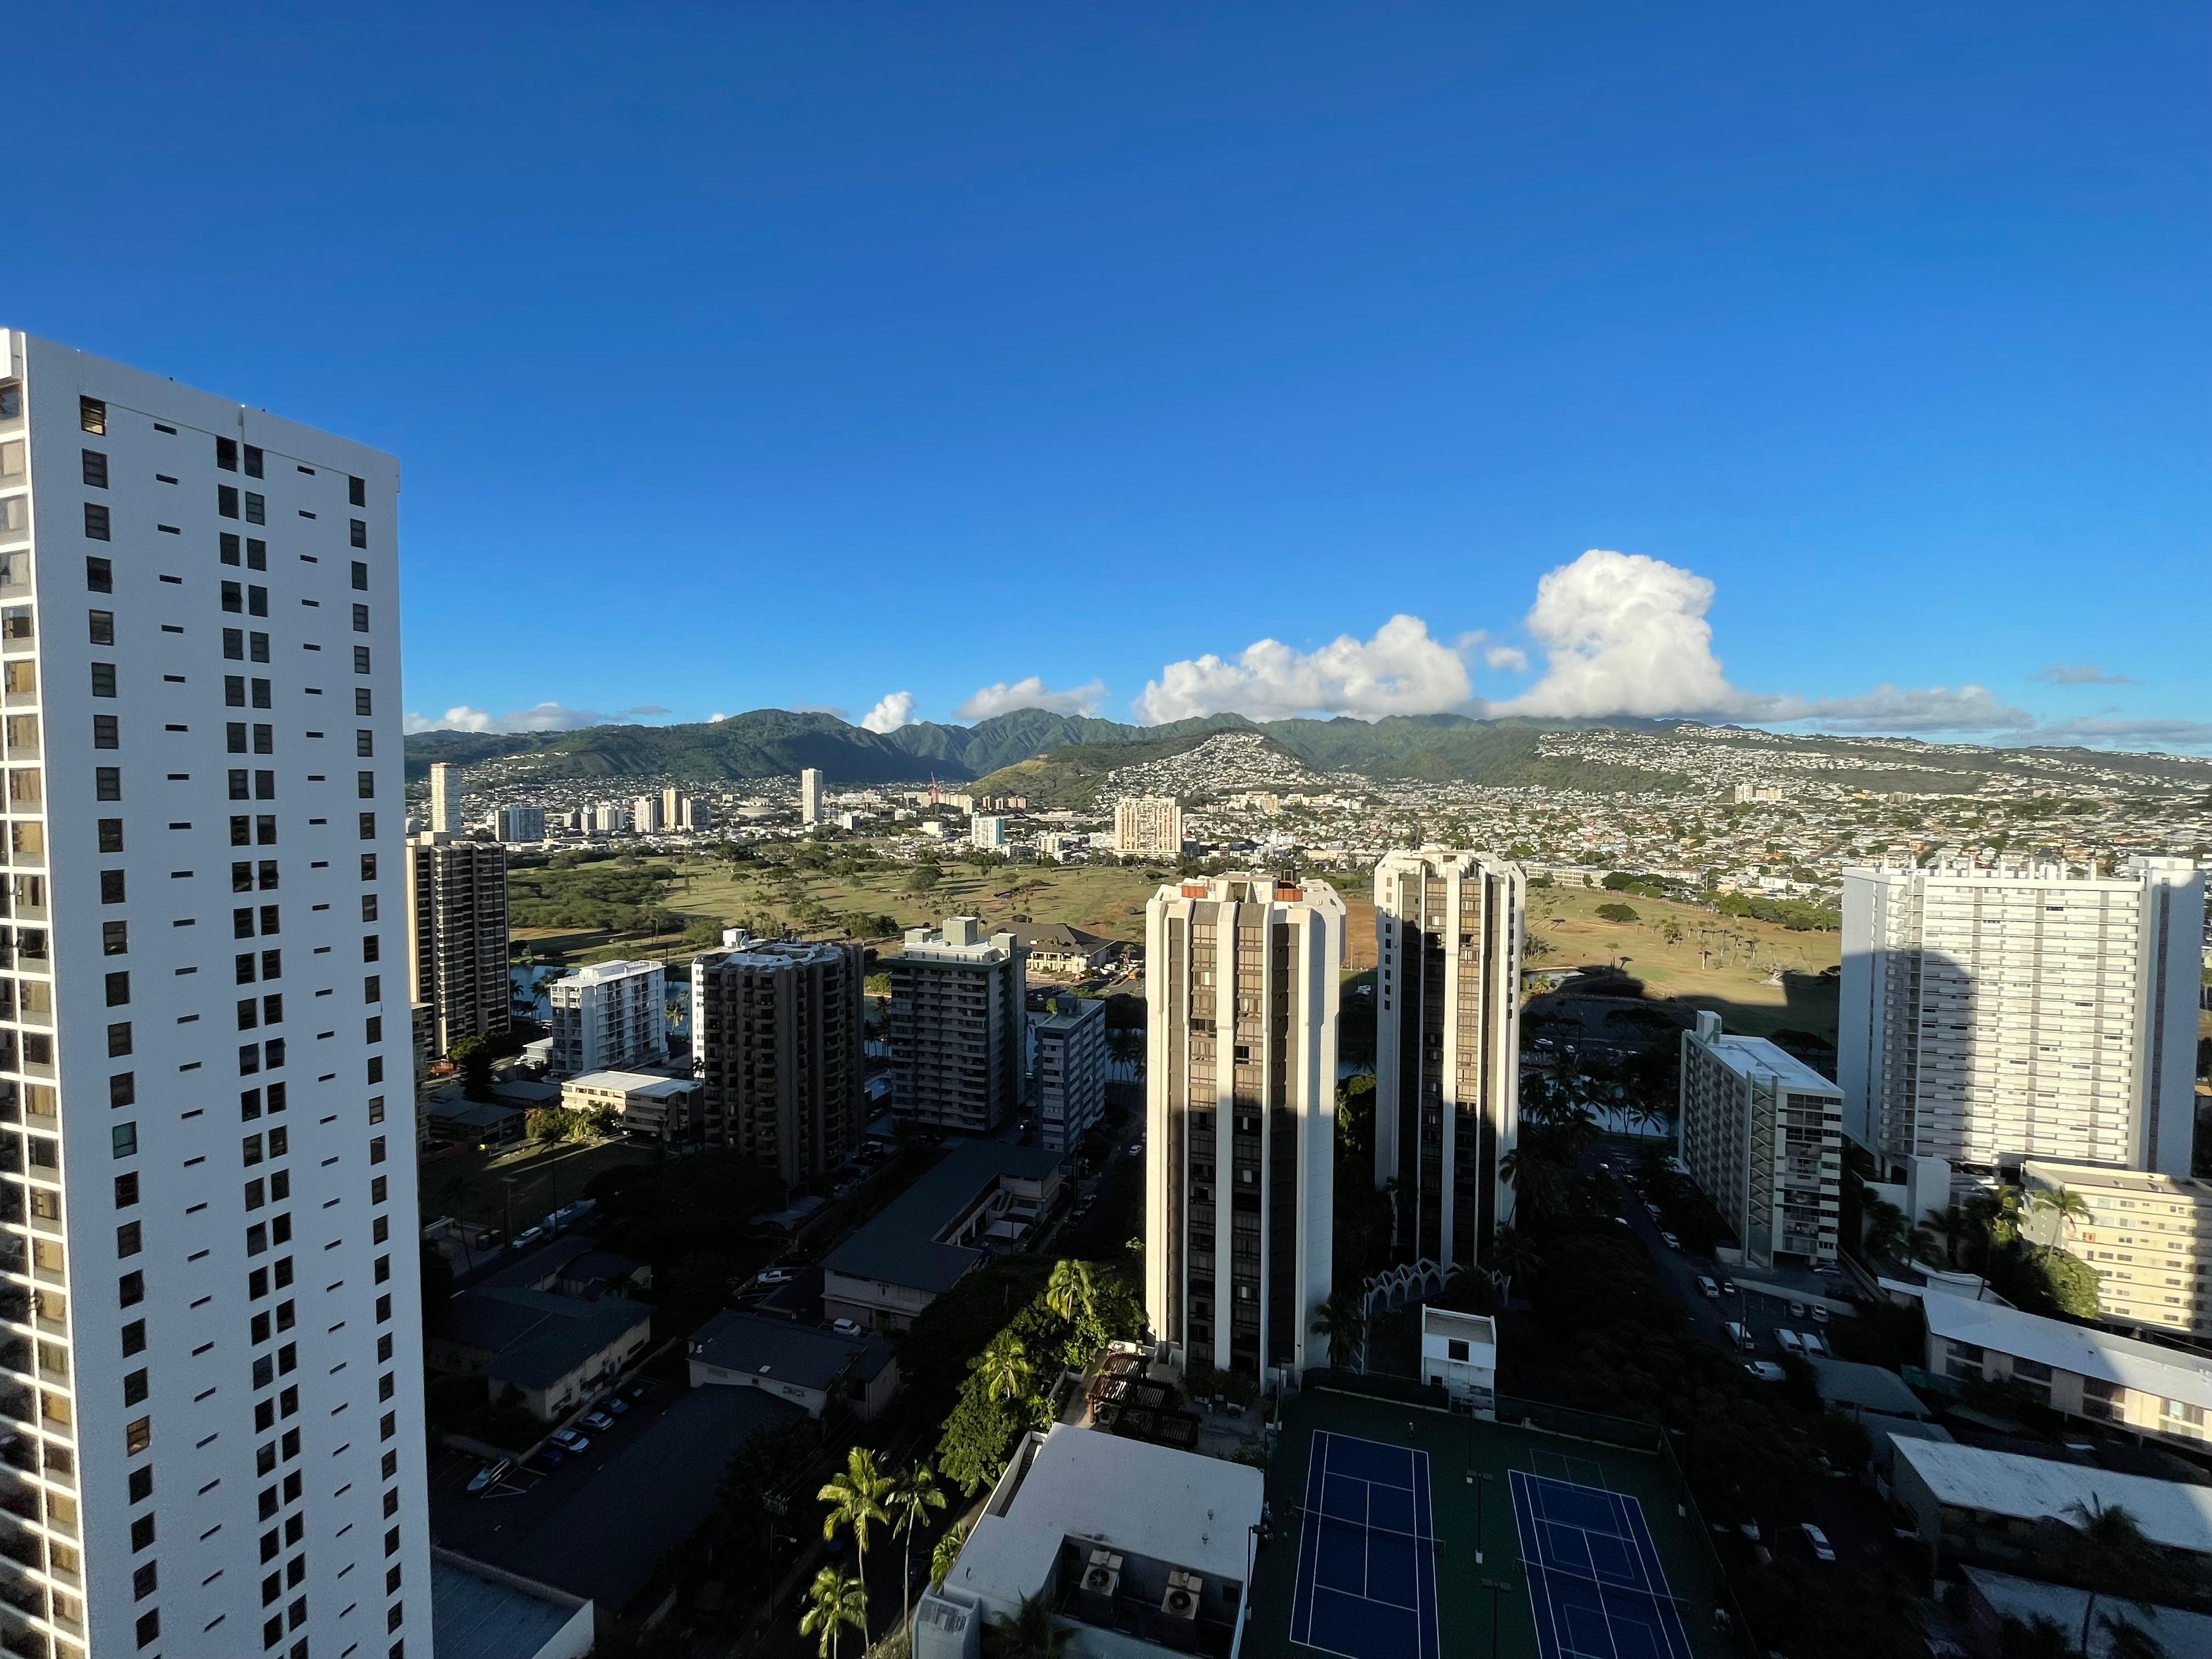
[465,1458,511,1496]
[1743,1360,1786,1382]
[756,1268,794,1286]
[1810,1305,1829,1324]
[1802,1523,1836,1562]
[549,1429,590,1454]
[830,1318,864,1338]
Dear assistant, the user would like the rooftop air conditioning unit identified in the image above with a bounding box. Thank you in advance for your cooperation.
[1162,1571,1203,1621]
[1082,1550,1123,1600]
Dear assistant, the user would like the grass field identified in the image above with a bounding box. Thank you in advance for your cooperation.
[418,1136,659,1235]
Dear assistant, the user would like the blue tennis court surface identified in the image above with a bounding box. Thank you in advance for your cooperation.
[1509,1470,1693,1659]
[1288,1431,1441,1659]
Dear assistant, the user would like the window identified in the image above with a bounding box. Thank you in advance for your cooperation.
[246,537,267,571]
[123,1368,148,1406]
[370,1138,387,1167]
[94,714,119,749]
[357,730,374,758]
[245,492,266,526]
[360,853,378,881]
[244,444,264,479]
[218,437,239,471]
[219,485,240,520]
[82,397,106,435]
[362,893,379,922]
[129,1466,152,1503]
[82,449,109,489]
[108,1022,133,1057]
[359,812,376,840]
[115,1172,139,1206]
[261,904,280,934]
[257,770,275,800]
[248,585,268,617]
[110,1073,136,1108]
[351,520,368,550]
[349,475,366,507]
[122,1319,146,1356]
[224,628,244,659]
[120,1268,145,1304]
[99,819,125,854]
[87,555,114,592]
[352,602,371,633]
[86,503,112,540]
[230,771,251,801]
[252,678,272,709]
[222,532,241,565]
[92,662,117,697]
[102,870,128,904]
[255,725,274,755]
[97,766,122,802]
[136,1610,159,1649]
[351,561,369,591]
[223,582,244,613]
[251,631,269,662]
[353,646,371,675]
[106,970,131,1006]
[357,771,375,799]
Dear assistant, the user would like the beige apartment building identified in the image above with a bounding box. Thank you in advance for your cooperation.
[2024,1159,2212,1336]
[1113,794,1183,858]
[408,830,510,1055]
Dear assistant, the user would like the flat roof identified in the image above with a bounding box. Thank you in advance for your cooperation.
[562,1070,695,1098]
[2023,1159,2212,1204]
[456,1288,650,1390]
[1920,1290,2212,1412]
[1962,1567,2212,1659]
[825,1142,1063,1295]
[689,1311,895,1391]
[1703,1034,1841,1095]
[431,1551,588,1659]
[944,1425,1262,1610]
[1807,1357,1931,1419]
[554,959,663,986]
[1892,1435,2212,1553]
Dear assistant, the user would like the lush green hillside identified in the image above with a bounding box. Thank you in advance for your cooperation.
[969,729,1310,808]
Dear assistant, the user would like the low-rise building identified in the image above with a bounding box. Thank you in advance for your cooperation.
[686,1311,900,1419]
[1031,994,1108,1153]
[547,958,668,1076]
[431,1550,596,1659]
[1004,922,1115,978]
[915,1424,1262,1659]
[1419,1307,1498,1408]
[1889,1435,2212,1571]
[559,1069,699,1141]
[431,1287,652,1421]
[1920,1288,2212,1448]
[822,1142,1064,1332]
[972,814,1007,849]
[1678,1011,1842,1266]
[2022,1159,2212,1337]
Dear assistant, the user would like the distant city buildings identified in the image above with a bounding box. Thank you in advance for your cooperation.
[692,935,866,1184]
[1839,856,2207,1182]
[1733,781,1784,804]
[1114,794,1184,857]
[631,792,665,833]
[1679,1011,1843,1266]
[888,917,1028,1134]
[546,957,668,1076]
[1031,994,1108,1152]
[1144,874,1344,1384]
[408,830,511,1054]
[496,802,547,842]
[1373,849,1524,1268]
[972,813,1007,849]
[429,757,464,833]
[2023,1160,2212,1337]
[800,766,825,825]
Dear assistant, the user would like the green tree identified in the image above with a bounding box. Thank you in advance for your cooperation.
[2058,1497,2190,1657]
[800,1567,868,1659]
[1595,902,1640,924]
[888,1462,947,1638]
[930,1522,970,1592]
[937,1385,1030,1495]
[1312,1286,1368,1370]
[1922,1204,1976,1269]
[977,1335,1035,1404]
[1860,1199,1908,1262]
[2029,1184,2092,1244]
[1045,1260,1097,1326]
[992,1592,1070,1659]
[818,1447,892,1646]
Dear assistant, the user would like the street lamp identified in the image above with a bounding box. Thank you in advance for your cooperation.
[1480,1578,1515,1658]
[1465,1469,1494,1565]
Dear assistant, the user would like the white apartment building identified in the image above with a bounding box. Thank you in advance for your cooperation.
[1113,796,1182,859]
[970,815,1006,850]
[1030,995,1106,1153]
[2022,1160,2212,1338]
[629,794,664,835]
[799,768,823,826]
[494,804,545,844]
[545,958,667,1077]
[1679,1011,1843,1266]
[1146,875,1341,1385]
[426,760,461,835]
[1373,850,1523,1269]
[0,330,429,1659]
[589,803,629,836]
[887,919,1027,1135]
[1839,856,2206,1179]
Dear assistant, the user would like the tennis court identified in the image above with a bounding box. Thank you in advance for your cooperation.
[1286,1431,1442,1659]
[1509,1466,1694,1659]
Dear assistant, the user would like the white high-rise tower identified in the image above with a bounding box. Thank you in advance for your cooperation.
[0,330,428,1659]
[425,760,460,836]
[799,768,823,826]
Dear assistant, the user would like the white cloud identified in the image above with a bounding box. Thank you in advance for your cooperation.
[708,712,729,724]
[2030,663,2135,686]
[400,701,651,735]
[790,702,851,720]
[1501,550,1736,718]
[955,677,1109,721]
[2018,715,2212,749]
[1484,645,1528,673]
[1138,614,1473,724]
[861,691,917,733]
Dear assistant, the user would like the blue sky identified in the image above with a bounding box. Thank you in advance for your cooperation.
[12,4,2207,746]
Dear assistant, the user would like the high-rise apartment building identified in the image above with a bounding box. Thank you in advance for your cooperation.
[1372,850,1523,1268]
[1030,994,1107,1153]
[691,939,864,1186]
[1144,875,1342,1384]
[1679,1012,1843,1267]
[799,769,824,827]
[0,329,429,1659]
[494,803,545,843]
[971,815,1006,850]
[425,759,462,836]
[1839,857,2206,1179]
[630,794,664,834]
[2022,1160,2212,1338]
[887,919,1025,1134]
[405,831,510,1057]
[546,958,667,1077]
[1112,795,1182,859]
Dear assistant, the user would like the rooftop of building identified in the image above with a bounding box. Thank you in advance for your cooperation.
[1892,1434,2212,1553]
[1002,922,1110,953]
[2022,1159,2212,1204]
[452,1285,651,1390]
[1031,995,1106,1032]
[1961,1567,2212,1659]
[897,916,1021,961]
[688,1310,896,1391]
[1919,1289,2212,1412]
[824,1141,1064,1294]
[1150,873,1345,910]
[1807,1356,1932,1419]
[561,1070,696,1099]
[1689,1013,1841,1094]
[694,931,856,970]
[430,1550,589,1659]
[551,958,664,988]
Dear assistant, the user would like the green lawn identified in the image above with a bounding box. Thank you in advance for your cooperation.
[418,1136,658,1234]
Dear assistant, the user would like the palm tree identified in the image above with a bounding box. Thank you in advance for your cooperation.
[888,1462,947,1637]
[1483,1227,1542,1306]
[1312,1286,1368,1371]
[1045,1259,1097,1327]
[1860,1199,1908,1263]
[930,1522,970,1593]
[2030,1184,2092,1246]
[818,1447,892,1645]
[800,1567,868,1659]
[977,1336,1035,1404]
[2061,1497,2186,1656]
[1923,1204,1975,1269]
[994,1591,1070,1659]
[2100,1612,2168,1659]
[1499,1144,1569,1227]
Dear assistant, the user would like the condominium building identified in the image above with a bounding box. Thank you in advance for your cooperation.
[1839,857,2206,1178]
[494,803,545,843]
[545,958,667,1076]
[971,814,1006,850]
[1031,994,1107,1153]
[2023,1160,2212,1337]
[406,831,510,1056]
[1144,874,1343,1384]
[1679,1012,1842,1266]
[0,329,429,1659]
[630,793,664,834]
[1112,795,1182,859]
[1372,850,1523,1268]
[887,919,1026,1135]
[799,768,824,826]
[589,803,629,835]
[691,938,865,1185]
[427,759,461,834]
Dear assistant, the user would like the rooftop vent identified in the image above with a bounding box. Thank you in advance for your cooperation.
[1163,1570,1203,1620]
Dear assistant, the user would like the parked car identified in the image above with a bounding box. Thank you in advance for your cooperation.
[1660,1233,1683,1252]
[623,1381,652,1403]
[757,1268,794,1286]
[1801,1523,1836,1563]
[511,1226,546,1251]
[1696,1276,1719,1299]
[600,1395,630,1415]
[1775,1328,1804,1357]
[1718,1278,1737,1295]
[550,1429,591,1453]
[1799,1330,1829,1359]
[466,1458,512,1496]
[1724,1322,1751,1351]
[581,1410,617,1432]
[1787,1300,1807,1319]
[524,1447,566,1472]
[1743,1361,1787,1383]
[1810,1305,1829,1324]
[830,1318,864,1338]
[1738,1519,1762,1543]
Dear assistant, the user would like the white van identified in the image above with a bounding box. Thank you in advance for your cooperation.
[1775,1328,1804,1357]
[1799,1329,1829,1359]
[1696,1276,1719,1299]
[1724,1321,1750,1351]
